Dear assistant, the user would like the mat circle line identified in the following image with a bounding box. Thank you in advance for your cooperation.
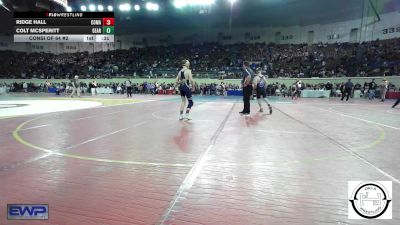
[12,109,385,167]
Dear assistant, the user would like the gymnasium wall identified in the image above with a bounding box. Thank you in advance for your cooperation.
[1,76,400,88]
[118,12,400,48]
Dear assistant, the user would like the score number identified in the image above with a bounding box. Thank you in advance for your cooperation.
[102,18,114,34]
[102,18,114,26]
[103,26,114,34]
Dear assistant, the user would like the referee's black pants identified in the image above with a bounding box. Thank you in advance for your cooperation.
[127,87,132,97]
[341,88,351,101]
[393,98,400,108]
[242,86,253,113]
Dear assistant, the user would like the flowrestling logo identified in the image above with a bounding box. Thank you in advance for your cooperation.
[348,181,392,219]
[7,204,49,220]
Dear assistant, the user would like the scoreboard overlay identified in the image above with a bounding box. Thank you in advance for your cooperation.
[14,12,114,43]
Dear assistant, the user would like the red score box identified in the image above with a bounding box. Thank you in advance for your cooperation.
[102,18,114,26]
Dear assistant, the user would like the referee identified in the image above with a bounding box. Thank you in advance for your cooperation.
[341,79,353,101]
[239,61,254,115]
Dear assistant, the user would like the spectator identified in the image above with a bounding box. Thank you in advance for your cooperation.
[380,79,388,102]
[125,78,132,97]
[70,75,81,98]
[341,79,354,101]
[1,38,400,79]
[368,78,377,100]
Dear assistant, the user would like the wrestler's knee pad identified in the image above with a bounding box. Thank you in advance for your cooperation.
[188,99,194,108]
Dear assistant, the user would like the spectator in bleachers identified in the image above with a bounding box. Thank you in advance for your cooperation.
[380,79,388,102]
[69,75,81,98]
[368,78,377,100]
[1,38,400,79]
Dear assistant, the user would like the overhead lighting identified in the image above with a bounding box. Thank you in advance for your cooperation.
[173,0,187,9]
[66,6,72,12]
[89,4,96,11]
[228,0,238,4]
[146,2,153,10]
[119,3,131,11]
[173,0,215,8]
[80,5,87,11]
[107,5,113,11]
[134,4,140,11]
[193,0,215,5]
[146,2,159,11]
[0,0,11,11]
[98,5,104,11]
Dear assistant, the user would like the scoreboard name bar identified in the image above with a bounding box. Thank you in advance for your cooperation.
[15,18,114,26]
[14,12,114,18]
[14,35,114,43]
[15,26,114,34]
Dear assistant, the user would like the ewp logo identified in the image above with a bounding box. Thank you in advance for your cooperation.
[7,204,49,220]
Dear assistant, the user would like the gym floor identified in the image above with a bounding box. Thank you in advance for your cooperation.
[0,94,399,225]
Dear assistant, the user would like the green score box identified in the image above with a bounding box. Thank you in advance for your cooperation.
[103,26,114,34]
